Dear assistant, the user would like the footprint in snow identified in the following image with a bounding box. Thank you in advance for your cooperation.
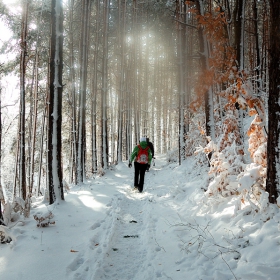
[90,222,102,230]
[67,256,85,272]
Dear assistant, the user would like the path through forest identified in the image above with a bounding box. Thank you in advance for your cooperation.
[0,153,198,280]
[89,156,177,280]
[3,153,279,280]
[65,155,198,280]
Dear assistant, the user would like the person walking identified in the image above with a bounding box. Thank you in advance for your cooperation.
[128,137,152,193]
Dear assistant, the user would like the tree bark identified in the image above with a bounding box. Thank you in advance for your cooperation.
[266,0,280,203]
[117,0,126,163]
[195,0,215,142]
[90,0,100,172]
[0,84,4,225]
[19,0,29,200]
[30,53,39,194]
[68,0,77,184]
[48,0,64,204]
[77,0,91,182]
[101,0,110,168]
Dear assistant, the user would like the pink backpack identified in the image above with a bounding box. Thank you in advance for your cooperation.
[136,145,149,164]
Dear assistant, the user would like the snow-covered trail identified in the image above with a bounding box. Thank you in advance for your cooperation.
[3,154,280,280]
[0,154,208,280]
[91,192,153,279]
[66,155,194,280]
[89,156,175,280]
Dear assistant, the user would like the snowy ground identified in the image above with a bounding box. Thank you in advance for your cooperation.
[1,155,280,280]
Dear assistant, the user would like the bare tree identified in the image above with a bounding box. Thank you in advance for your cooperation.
[68,0,78,184]
[266,0,280,203]
[101,0,110,169]
[18,0,29,200]
[195,0,215,142]
[90,0,100,172]
[0,69,5,225]
[77,0,91,183]
[48,0,64,204]
[116,0,127,163]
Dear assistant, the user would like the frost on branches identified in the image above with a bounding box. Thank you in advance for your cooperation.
[196,110,245,198]
[236,113,268,214]
[34,209,55,227]
[185,112,208,158]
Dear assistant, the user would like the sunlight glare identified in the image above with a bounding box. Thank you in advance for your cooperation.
[0,257,7,273]
[115,173,125,178]
[78,194,105,211]
[2,0,22,15]
[30,23,37,30]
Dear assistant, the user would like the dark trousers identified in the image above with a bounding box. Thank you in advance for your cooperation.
[134,162,148,192]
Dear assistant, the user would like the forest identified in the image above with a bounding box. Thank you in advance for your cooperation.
[0,0,279,229]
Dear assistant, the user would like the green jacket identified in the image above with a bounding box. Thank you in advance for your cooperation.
[130,141,152,164]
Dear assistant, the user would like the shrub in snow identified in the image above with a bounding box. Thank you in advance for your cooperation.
[3,200,12,225]
[206,142,244,197]
[197,111,244,198]
[34,210,55,227]
[0,225,13,243]
[185,112,208,157]
[63,179,70,191]
[166,148,178,163]
[97,166,105,176]
[247,114,266,167]
[236,113,267,212]
[12,194,31,218]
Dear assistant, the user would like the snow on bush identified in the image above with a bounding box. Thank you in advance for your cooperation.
[0,225,13,243]
[12,194,31,218]
[236,113,268,213]
[185,112,208,157]
[197,111,245,198]
[34,209,55,227]
[166,148,179,163]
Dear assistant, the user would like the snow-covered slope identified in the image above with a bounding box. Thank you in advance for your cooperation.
[1,155,280,280]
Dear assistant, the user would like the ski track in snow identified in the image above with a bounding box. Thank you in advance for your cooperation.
[90,167,165,279]
[92,193,151,279]
[67,158,172,280]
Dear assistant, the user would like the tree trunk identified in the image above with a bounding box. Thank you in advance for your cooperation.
[234,0,245,70]
[233,0,246,156]
[48,0,64,204]
[0,85,4,225]
[117,0,126,163]
[77,0,91,183]
[176,0,186,164]
[196,0,215,142]
[91,0,100,172]
[266,0,280,203]
[252,0,261,91]
[101,0,110,168]
[19,0,29,200]
[68,0,77,184]
[37,101,47,197]
[30,53,39,194]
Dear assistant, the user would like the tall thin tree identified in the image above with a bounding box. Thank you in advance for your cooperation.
[0,69,5,225]
[101,0,110,168]
[19,0,29,200]
[77,0,91,183]
[266,0,280,203]
[48,0,64,204]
